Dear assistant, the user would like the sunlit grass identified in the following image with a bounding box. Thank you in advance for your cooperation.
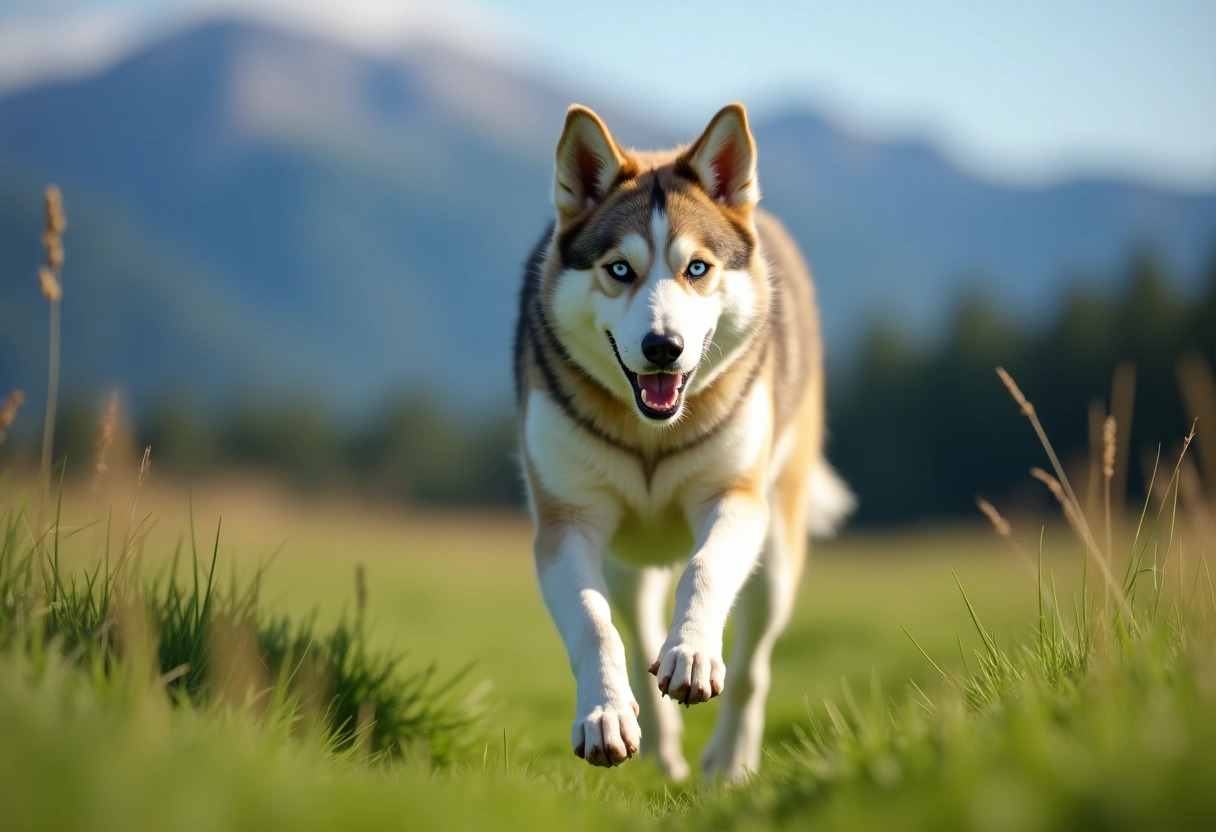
[3,362,1214,830]
[1,451,1212,831]
[1,186,1214,830]
[0,480,478,767]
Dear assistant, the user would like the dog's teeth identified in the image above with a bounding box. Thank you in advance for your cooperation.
[640,389,650,406]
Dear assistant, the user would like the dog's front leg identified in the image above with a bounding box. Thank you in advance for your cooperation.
[535,522,641,767]
[652,491,768,705]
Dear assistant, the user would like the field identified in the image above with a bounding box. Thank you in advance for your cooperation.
[2,463,1214,831]
[130,482,1060,740]
[3,188,1215,829]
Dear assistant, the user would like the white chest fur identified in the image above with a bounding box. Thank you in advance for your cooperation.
[523,384,771,565]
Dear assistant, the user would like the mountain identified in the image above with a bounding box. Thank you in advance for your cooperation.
[2,18,1214,419]
[755,112,1216,346]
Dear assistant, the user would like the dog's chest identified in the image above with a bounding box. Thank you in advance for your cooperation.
[608,501,695,566]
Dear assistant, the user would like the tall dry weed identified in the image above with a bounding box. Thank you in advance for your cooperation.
[983,363,1213,632]
[92,392,120,492]
[0,390,23,446]
[1109,361,1136,519]
[38,185,66,507]
[997,367,1130,615]
[1177,352,1216,512]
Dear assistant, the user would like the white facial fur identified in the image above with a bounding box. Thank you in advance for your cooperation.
[547,210,763,419]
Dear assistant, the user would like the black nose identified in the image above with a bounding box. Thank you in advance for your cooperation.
[641,331,684,367]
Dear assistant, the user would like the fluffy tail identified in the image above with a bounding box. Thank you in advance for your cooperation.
[806,460,856,537]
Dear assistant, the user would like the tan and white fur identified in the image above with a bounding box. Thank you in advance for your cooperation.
[513,103,853,783]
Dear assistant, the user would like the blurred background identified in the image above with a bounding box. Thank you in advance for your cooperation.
[1,0,1214,524]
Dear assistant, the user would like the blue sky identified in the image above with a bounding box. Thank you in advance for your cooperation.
[1,0,1213,188]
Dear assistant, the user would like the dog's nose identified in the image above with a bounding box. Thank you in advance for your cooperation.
[642,331,684,367]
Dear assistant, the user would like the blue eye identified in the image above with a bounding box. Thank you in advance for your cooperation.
[606,261,635,282]
[687,260,709,278]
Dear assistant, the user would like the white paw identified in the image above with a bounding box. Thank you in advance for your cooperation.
[700,741,757,784]
[658,751,691,782]
[572,697,641,767]
[701,701,765,783]
[649,641,725,706]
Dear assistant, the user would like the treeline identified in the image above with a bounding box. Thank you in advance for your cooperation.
[48,396,521,506]
[34,250,1216,522]
[829,250,1216,522]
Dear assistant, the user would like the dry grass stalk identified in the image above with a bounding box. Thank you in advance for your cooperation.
[1031,467,1076,520]
[115,445,154,588]
[1086,398,1104,526]
[1030,465,1106,605]
[996,367,1033,417]
[1029,462,1133,624]
[355,563,368,617]
[41,232,64,269]
[137,444,151,487]
[999,367,1130,617]
[1102,414,1117,598]
[1138,422,1199,605]
[1109,362,1136,520]
[38,185,66,503]
[0,389,23,445]
[355,701,376,758]
[1102,416,1117,481]
[999,368,1079,509]
[1178,456,1215,543]
[1177,353,1216,512]
[206,613,271,715]
[112,589,161,689]
[975,497,1010,538]
[1145,447,1175,506]
[37,266,62,302]
[975,496,1037,580]
[44,185,66,235]
[290,651,332,739]
[92,392,120,492]
[1146,425,1200,509]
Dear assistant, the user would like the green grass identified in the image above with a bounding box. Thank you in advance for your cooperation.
[0,481,475,765]
[0,448,1214,830]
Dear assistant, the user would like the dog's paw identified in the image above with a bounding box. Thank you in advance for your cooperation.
[659,750,692,782]
[649,642,725,706]
[572,699,641,767]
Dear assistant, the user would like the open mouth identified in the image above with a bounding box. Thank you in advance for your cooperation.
[607,332,689,421]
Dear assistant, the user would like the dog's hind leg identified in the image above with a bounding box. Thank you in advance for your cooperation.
[603,558,690,781]
[700,465,810,783]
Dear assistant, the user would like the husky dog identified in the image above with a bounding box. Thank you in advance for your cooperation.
[514,103,853,782]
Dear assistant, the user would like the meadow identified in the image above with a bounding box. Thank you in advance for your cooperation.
[2,449,1214,830]
[2,188,1215,830]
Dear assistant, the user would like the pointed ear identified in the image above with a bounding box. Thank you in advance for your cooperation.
[554,105,627,220]
[681,103,758,209]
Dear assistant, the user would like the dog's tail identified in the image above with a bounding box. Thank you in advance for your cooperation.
[806,460,856,537]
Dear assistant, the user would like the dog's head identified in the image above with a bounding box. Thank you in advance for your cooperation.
[545,104,769,424]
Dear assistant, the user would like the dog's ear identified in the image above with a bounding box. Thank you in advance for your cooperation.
[680,103,758,210]
[554,105,628,220]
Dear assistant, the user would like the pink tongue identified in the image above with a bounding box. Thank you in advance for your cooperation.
[638,373,682,410]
